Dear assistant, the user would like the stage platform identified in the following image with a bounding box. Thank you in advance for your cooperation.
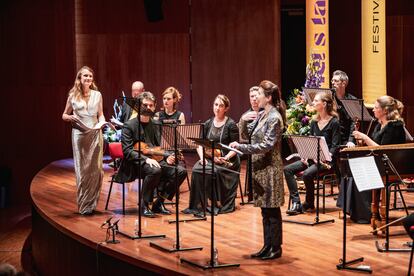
[30,157,411,275]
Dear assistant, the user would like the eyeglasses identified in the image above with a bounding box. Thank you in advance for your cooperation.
[331,78,342,83]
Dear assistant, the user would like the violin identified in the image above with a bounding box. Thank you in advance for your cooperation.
[354,118,365,146]
[354,117,375,147]
[133,142,183,162]
[203,147,233,167]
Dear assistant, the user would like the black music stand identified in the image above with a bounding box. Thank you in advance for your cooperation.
[340,99,373,133]
[240,118,259,205]
[117,97,166,240]
[150,123,204,253]
[302,87,334,105]
[375,154,411,253]
[337,155,376,273]
[283,135,335,226]
[180,138,240,270]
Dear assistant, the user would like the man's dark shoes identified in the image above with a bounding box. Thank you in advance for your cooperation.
[250,245,271,258]
[302,201,315,212]
[261,247,282,260]
[141,204,156,218]
[286,202,303,216]
[152,200,172,215]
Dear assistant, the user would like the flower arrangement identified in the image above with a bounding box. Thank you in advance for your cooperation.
[285,89,315,135]
[285,55,322,135]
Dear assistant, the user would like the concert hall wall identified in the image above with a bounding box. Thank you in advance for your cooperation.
[1,0,413,206]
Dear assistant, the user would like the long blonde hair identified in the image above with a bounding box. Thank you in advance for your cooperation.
[69,66,98,100]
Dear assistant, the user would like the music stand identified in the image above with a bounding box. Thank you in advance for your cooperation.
[340,99,373,133]
[180,138,240,270]
[283,135,335,226]
[375,154,411,253]
[117,97,166,240]
[302,87,334,105]
[150,123,204,253]
[240,118,260,205]
[336,155,375,273]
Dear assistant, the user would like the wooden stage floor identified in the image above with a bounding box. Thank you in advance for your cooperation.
[30,157,413,275]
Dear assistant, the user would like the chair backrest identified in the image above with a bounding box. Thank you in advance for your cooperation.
[108,142,124,160]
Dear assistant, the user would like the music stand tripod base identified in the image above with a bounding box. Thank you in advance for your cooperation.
[336,257,372,273]
[168,216,207,223]
[283,217,335,226]
[149,242,203,253]
[118,231,166,240]
[180,258,240,270]
[375,241,411,253]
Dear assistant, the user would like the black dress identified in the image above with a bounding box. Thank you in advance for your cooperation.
[157,110,183,124]
[184,117,240,214]
[344,120,406,223]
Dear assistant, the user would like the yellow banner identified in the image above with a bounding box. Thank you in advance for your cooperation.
[306,0,329,88]
[362,0,386,104]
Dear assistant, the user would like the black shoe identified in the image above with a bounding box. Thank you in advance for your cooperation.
[141,205,156,218]
[286,202,303,216]
[261,247,282,260]
[250,245,271,258]
[152,200,172,215]
[181,208,197,215]
[206,206,219,216]
[302,202,315,212]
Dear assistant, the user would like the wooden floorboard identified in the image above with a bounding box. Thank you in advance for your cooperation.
[28,155,413,275]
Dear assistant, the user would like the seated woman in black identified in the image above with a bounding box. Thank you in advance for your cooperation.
[353,95,405,146]
[284,91,341,215]
[348,96,406,223]
[154,86,186,124]
[183,94,240,216]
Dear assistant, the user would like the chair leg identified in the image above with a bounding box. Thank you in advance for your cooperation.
[408,242,414,276]
[122,182,125,216]
[183,161,191,191]
[322,176,326,214]
[105,177,115,210]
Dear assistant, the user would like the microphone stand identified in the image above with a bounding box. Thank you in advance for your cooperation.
[150,122,203,252]
[118,97,165,240]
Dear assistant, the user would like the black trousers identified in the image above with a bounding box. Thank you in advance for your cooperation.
[140,160,187,204]
[261,207,282,249]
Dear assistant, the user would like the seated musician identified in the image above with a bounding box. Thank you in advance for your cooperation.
[352,95,405,146]
[154,87,186,124]
[284,91,341,215]
[182,94,240,216]
[115,92,187,217]
[345,96,405,224]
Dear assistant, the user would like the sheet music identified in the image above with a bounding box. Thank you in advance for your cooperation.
[72,120,115,132]
[348,156,384,192]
